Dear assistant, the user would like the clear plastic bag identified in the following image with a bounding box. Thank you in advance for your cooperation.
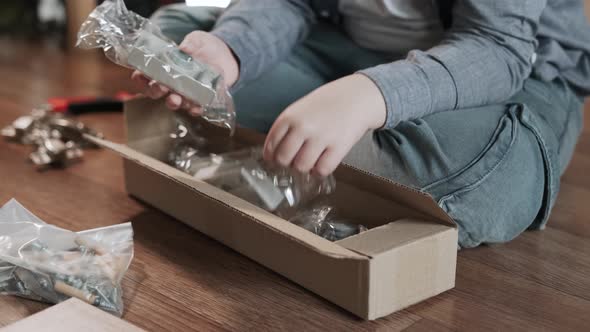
[0,199,133,316]
[165,114,365,240]
[76,0,236,133]
[289,205,367,241]
[168,113,211,171]
[170,145,336,214]
[166,112,336,214]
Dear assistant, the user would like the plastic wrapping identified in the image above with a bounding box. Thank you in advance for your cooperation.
[166,114,366,240]
[165,114,367,237]
[166,115,332,215]
[77,0,236,133]
[168,113,211,171]
[289,206,367,241]
[171,145,336,215]
[0,199,133,316]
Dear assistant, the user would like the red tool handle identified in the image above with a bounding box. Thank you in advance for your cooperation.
[48,96,98,113]
[47,92,135,114]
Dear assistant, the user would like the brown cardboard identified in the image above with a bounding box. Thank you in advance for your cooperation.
[0,299,145,332]
[338,220,457,319]
[87,98,458,320]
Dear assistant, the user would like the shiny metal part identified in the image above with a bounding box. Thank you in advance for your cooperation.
[29,139,84,168]
[128,30,219,108]
[1,116,35,142]
[13,267,59,303]
[2,108,103,169]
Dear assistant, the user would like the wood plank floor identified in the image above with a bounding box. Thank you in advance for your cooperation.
[0,30,589,331]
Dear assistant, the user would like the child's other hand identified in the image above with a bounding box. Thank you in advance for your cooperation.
[131,31,239,115]
[263,74,387,177]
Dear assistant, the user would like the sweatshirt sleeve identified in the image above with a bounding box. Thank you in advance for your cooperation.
[359,0,547,129]
[211,0,316,90]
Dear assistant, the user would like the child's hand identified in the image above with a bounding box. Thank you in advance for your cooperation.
[264,74,387,176]
[131,31,239,115]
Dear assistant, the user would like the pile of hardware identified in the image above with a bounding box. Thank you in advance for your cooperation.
[1,107,103,169]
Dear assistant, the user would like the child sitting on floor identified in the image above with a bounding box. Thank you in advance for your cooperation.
[133,0,590,248]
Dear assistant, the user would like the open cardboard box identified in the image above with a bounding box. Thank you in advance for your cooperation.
[88,98,458,320]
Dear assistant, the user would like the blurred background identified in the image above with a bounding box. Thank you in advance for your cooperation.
[0,0,182,47]
[0,0,587,117]
[0,0,226,113]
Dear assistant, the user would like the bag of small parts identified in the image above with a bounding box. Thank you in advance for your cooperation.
[77,0,236,133]
[0,199,133,316]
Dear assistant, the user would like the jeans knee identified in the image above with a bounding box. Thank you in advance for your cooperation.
[151,5,221,43]
[434,109,547,248]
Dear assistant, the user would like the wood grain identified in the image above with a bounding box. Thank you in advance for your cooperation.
[0,20,589,331]
[402,319,454,332]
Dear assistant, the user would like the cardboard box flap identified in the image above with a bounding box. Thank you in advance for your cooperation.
[125,98,176,143]
[335,165,456,228]
[352,220,457,320]
[0,298,146,332]
[171,174,369,260]
[336,219,456,257]
[85,134,188,179]
[86,135,367,260]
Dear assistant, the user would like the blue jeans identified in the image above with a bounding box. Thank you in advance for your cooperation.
[153,5,585,248]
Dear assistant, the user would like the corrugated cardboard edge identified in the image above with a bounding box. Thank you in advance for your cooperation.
[335,165,456,228]
[0,298,145,332]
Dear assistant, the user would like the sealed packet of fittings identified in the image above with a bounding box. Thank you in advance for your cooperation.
[76,0,236,133]
[288,205,368,241]
[0,199,133,316]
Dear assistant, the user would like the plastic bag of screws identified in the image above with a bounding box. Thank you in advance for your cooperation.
[1,108,103,169]
[77,0,236,134]
[289,205,368,241]
[0,199,133,316]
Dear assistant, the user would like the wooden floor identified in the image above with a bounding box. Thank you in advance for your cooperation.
[0,36,589,331]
